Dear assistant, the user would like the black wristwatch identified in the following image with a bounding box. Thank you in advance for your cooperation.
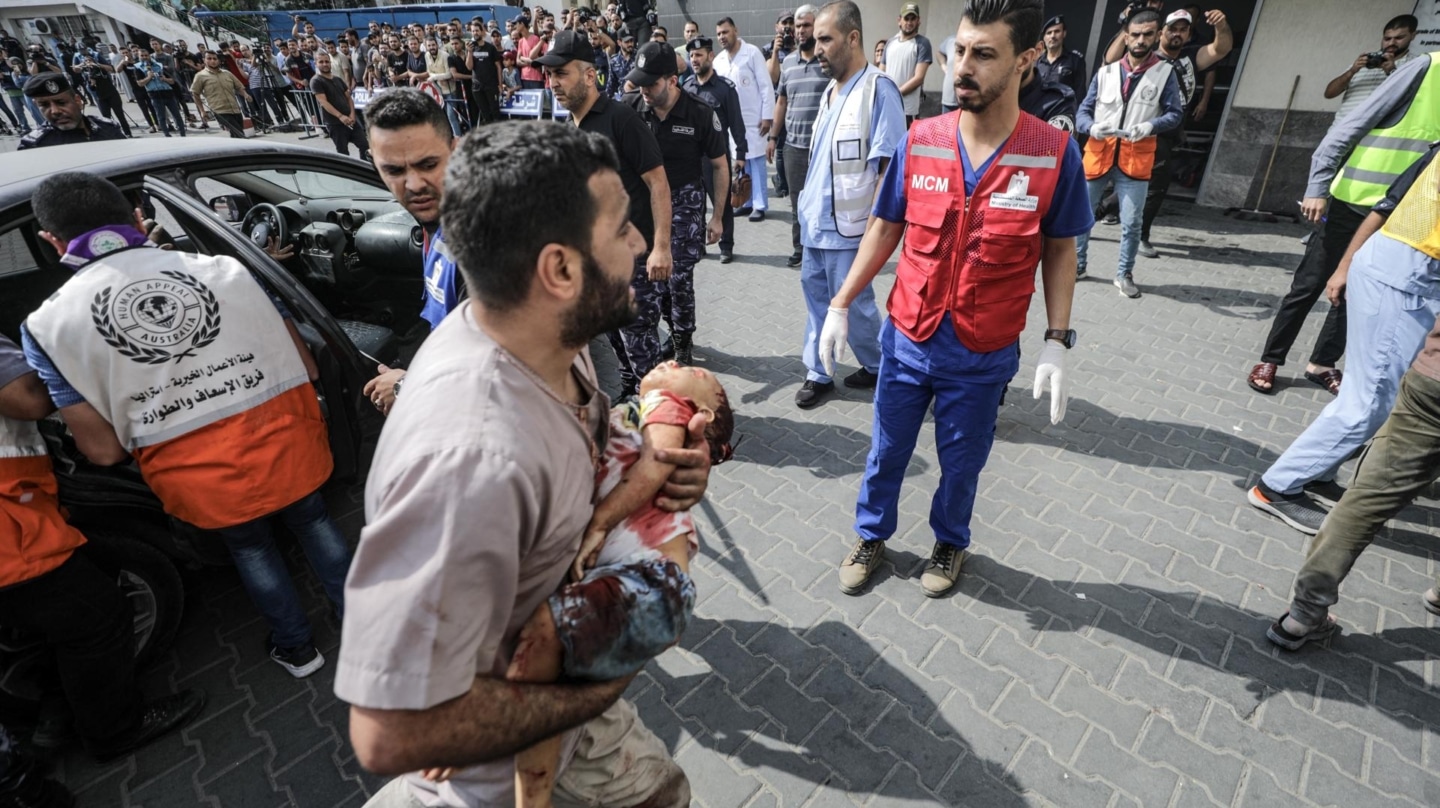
[1044,328,1077,349]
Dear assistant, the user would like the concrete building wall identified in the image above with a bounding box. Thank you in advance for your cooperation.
[1199,0,1417,210]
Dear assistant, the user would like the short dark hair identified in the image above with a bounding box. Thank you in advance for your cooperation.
[716,16,736,29]
[963,0,1043,54]
[818,1,863,39]
[442,122,619,313]
[707,388,736,465]
[1386,14,1418,33]
[1127,9,1162,31]
[365,87,452,141]
[33,172,135,242]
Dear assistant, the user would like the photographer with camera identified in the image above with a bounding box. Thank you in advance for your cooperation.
[1324,14,1418,125]
[69,43,131,137]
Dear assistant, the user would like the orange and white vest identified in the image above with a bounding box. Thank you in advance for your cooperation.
[0,414,86,588]
[1081,58,1174,181]
[26,248,332,529]
[889,112,1068,353]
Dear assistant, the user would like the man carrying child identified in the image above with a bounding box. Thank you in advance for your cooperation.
[336,121,714,807]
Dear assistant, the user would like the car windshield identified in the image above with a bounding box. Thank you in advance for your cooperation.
[242,168,389,201]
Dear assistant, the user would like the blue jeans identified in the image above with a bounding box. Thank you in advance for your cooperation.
[215,489,351,649]
[444,92,469,136]
[149,90,186,136]
[800,246,882,383]
[1076,165,1147,278]
[1261,253,1440,495]
[855,319,1019,549]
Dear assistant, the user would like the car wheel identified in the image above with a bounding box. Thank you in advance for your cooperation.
[86,532,185,667]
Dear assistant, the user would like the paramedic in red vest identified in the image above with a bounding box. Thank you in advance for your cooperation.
[818,0,1093,598]
[20,173,352,680]
[1074,8,1182,299]
[0,334,204,760]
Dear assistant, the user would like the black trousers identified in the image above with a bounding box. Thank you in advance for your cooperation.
[91,82,131,137]
[214,111,245,138]
[0,550,140,749]
[133,88,158,128]
[327,119,370,159]
[701,154,736,252]
[774,129,788,194]
[782,142,810,254]
[1258,200,1363,368]
[1140,130,1179,242]
[471,86,501,125]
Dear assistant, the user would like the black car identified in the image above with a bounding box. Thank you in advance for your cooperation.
[0,138,423,714]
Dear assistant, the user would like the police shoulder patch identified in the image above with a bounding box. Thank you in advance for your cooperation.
[1048,114,1075,132]
[712,111,722,131]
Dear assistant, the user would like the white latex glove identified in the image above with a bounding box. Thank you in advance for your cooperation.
[1032,341,1069,425]
[1126,122,1154,142]
[818,306,849,377]
[1089,122,1120,139]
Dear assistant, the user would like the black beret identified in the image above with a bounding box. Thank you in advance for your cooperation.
[23,72,72,98]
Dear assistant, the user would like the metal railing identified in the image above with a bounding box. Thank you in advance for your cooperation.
[118,0,266,46]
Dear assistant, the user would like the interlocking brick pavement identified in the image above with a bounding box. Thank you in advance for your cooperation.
[16,120,1440,807]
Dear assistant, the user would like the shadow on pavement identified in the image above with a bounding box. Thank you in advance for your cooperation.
[731,412,929,480]
[1137,283,1280,320]
[639,616,1033,805]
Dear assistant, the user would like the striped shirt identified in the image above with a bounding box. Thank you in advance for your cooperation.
[777,51,827,150]
[1335,51,1420,124]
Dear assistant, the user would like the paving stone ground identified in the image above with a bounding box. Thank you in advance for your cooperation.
[14,119,1440,807]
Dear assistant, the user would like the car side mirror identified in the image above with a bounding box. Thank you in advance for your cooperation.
[209,193,253,223]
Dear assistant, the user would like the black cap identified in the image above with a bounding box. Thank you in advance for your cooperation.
[626,41,677,86]
[1043,15,1065,30]
[685,36,713,53]
[533,30,595,66]
[23,72,71,98]
[777,11,794,23]
[619,29,636,41]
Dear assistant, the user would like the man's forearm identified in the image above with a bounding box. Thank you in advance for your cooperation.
[710,157,729,209]
[350,675,630,775]
[645,170,672,249]
[1039,237,1077,330]
[772,95,787,141]
[898,67,926,96]
[1323,69,1354,99]
[1337,211,1386,273]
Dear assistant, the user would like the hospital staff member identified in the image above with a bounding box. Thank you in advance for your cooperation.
[818,0,1093,598]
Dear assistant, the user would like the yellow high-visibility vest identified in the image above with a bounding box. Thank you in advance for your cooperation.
[1331,53,1440,208]
[1381,152,1440,260]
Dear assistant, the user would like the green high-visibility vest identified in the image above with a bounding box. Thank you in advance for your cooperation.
[1331,53,1440,208]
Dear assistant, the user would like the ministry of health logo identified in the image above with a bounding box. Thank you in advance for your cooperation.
[91,270,221,364]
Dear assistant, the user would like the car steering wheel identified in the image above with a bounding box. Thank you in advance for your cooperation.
[240,203,289,251]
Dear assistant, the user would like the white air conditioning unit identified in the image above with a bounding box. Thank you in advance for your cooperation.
[23,18,58,38]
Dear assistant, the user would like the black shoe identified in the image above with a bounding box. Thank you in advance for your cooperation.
[843,368,878,389]
[30,700,75,750]
[88,690,206,763]
[719,251,734,264]
[1248,482,1326,535]
[749,209,766,222]
[786,251,803,267]
[268,638,324,678]
[1102,213,1119,226]
[660,338,675,360]
[735,205,753,217]
[672,333,694,365]
[795,380,834,409]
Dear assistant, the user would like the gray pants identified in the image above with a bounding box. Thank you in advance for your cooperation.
[783,142,811,255]
[1289,369,1440,627]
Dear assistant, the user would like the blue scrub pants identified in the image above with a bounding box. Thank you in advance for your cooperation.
[1261,256,1440,495]
[745,155,770,212]
[855,318,1020,549]
[1076,165,1146,279]
[801,246,882,384]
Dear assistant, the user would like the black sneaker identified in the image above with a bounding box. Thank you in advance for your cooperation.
[88,689,206,763]
[795,380,834,409]
[748,209,766,222]
[269,639,325,678]
[843,368,878,389]
[719,251,734,264]
[1102,213,1119,225]
[786,251,803,267]
[1248,482,1326,535]
[1303,479,1347,509]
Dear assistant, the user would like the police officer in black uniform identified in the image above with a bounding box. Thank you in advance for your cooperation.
[682,37,746,264]
[18,73,125,151]
[625,41,729,365]
[1034,16,1088,105]
[1018,61,1077,133]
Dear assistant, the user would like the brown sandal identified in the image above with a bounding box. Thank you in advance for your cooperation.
[1304,369,1343,395]
[1248,362,1278,395]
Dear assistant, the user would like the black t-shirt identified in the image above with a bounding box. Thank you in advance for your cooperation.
[405,51,426,78]
[385,51,407,77]
[576,94,664,249]
[468,40,500,91]
[309,73,352,123]
[626,89,727,189]
[286,53,314,82]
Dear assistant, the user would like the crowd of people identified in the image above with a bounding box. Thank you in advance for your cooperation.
[5,0,1440,806]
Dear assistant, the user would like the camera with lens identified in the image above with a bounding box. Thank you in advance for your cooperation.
[1118,0,1150,24]
[645,9,658,27]
[1364,51,1388,69]
[782,32,795,50]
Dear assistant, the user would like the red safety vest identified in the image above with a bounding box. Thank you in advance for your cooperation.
[889,111,1068,353]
